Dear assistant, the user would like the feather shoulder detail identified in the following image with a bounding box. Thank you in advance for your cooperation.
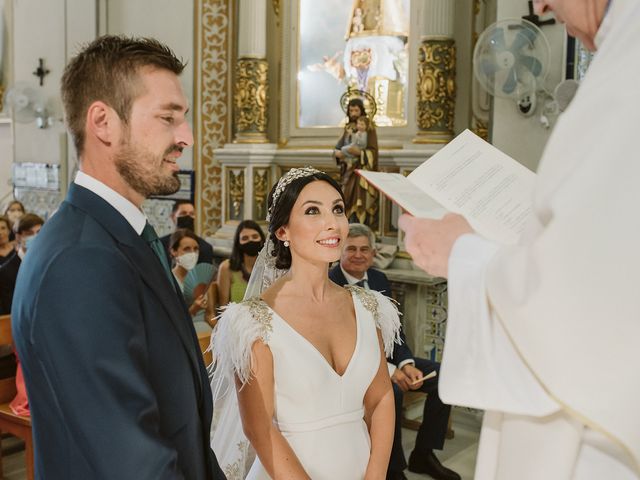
[345,285,401,357]
[212,297,273,386]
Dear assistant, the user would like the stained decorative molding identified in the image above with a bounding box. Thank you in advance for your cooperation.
[253,168,270,220]
[471,117,488,141]
[414,39,456,143]
[195,0,232,237]
[234,58,269,143]
[226,168,245,221]
[272,0,280,25]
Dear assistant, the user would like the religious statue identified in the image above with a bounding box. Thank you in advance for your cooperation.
[332,92,379,228]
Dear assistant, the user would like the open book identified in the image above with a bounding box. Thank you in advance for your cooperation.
[357,129,536,245]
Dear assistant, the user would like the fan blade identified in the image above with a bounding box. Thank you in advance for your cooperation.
[518,54,543,77]
[510,26,537,53]
[480,58,501,78]
[502,67,518,95]
[183,263,216,305]
[488,27,507,52]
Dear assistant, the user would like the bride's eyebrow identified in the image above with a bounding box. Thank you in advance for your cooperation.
[301,198,343,206]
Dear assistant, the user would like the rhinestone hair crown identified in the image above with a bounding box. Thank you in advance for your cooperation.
[266,166,323,222]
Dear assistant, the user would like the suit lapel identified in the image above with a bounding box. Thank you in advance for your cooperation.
[66,184,203,397]
[330,265,348,287]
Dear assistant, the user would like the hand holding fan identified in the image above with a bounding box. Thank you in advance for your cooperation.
[183,263,216,306]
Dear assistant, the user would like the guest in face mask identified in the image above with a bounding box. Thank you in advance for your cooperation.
[217,220,266,306]
[4,201,25,225]
[4,201,25,242]
[169,228,215,332]
[159,200,215,266]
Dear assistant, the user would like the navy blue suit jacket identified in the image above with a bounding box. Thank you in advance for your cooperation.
[328,265,414,366]
[12,184,225,479]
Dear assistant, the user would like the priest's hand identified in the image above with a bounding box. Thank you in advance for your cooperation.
[398,213,473,278]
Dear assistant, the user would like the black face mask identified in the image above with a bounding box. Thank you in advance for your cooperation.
[176,215,195,231]
[239,240,263,257]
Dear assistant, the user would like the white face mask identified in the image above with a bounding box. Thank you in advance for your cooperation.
[176,252,198,271]
[6,211,22,224]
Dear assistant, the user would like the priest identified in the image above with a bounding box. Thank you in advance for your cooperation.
[399,0,640,478]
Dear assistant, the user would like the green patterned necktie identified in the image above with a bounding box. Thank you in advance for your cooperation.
[141,222,174,284]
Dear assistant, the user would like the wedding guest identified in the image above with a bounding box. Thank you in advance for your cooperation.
[160,200,215,265]
[170,228,215,332]
[0,217,14,266]
[216,219,265,306]
[4,200,25,242]
[4,200,25,226]
[0,214,44,315]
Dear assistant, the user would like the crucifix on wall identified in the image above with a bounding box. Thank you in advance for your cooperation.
[32,58,50,86]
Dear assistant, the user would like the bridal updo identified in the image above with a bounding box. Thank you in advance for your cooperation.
[267,170,345,269]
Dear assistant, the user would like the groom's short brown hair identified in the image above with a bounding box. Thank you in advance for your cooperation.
[61,35,186,156]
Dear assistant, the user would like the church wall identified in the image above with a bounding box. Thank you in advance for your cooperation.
[491,0,567,172]
[7,0,96,215]
[106,0,196,171]
[0,0,13,205]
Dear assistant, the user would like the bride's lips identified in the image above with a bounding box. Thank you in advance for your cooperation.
[316,237,341,247]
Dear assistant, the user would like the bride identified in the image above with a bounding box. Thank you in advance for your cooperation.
[211,167,400,479]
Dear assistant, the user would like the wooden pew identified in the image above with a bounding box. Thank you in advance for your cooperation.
[0,314,33,480]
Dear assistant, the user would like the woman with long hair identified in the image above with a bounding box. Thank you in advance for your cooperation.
[217,220,265,307]
[212,167,399,479]
[0,216,14,266]
[169,228,215,332]
[4,200,25,225]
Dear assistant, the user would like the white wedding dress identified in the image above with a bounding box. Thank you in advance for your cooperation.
[211,286,400,480]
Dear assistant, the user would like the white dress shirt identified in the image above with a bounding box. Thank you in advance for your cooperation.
[74,171,147,235]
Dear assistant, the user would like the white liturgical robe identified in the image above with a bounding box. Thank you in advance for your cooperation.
[439,1,640,478]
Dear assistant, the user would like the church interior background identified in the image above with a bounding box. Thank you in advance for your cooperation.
[0,1,593,477]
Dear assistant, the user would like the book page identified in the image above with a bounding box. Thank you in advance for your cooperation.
[356,171,447,219]
[408,129,535,244]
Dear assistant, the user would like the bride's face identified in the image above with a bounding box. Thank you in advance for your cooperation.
[277,180,348,266]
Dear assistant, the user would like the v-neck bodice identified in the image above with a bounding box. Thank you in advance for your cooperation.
[266,296,360,379]
[265,290,379,427]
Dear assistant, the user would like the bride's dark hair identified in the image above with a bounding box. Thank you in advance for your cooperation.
[268,171,345,269]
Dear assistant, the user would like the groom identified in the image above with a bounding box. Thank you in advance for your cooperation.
[11,36,225,479]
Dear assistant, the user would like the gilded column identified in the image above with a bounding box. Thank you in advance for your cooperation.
[234,0,269,143]
[195,0,232,237]
[414,0,456,144]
